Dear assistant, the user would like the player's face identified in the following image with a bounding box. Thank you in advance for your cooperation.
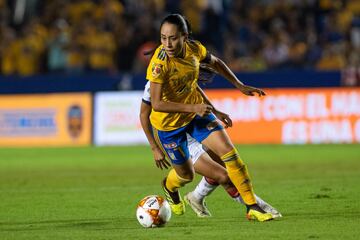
[160,22,186,58]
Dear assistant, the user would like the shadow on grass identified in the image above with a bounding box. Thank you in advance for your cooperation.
[0,214,240,232]
[0,217,138,232]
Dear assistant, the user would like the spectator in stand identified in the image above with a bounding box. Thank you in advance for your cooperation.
[316,43,346,70]
[47,19,69,72]
[86,21,117,73]
[66,0,96,26]
[94,0,124,32]
[9,19,47,76]
[342,50,360,86]
[65,23,87,74]
[1,0,360,75]
[133,41,158,74]
[262,34,290,70]
[0,27,17,75]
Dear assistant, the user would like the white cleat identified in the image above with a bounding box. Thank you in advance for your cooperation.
[184,192,212,217]
[258,201,282,218]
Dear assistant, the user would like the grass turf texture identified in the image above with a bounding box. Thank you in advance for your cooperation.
[0,144,359,240]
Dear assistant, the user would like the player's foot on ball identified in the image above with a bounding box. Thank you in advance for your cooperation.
[246,208,273,222]
[162,178,185,215]
[184,191,211,217]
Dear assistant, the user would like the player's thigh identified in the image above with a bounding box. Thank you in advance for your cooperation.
[202,129,235,156]
[204,147,225,167]
[172,159,195,180]
[189,114,234,157]
[193,152,229,184]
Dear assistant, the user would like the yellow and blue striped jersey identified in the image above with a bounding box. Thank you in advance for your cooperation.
[146,40,208,131]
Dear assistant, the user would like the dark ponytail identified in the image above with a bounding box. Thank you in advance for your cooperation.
[198,63,217,84]
[183,17,194,39]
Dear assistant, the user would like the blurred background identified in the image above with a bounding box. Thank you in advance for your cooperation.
[0,0,360,77]
[0,0,360,147]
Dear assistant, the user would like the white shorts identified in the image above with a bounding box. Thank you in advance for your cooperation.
[186,134,205,164]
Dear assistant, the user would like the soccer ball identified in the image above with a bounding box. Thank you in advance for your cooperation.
[136,195,171,228]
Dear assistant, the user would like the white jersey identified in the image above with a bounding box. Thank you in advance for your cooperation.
[142,82,205,164]
[142,81,151,104]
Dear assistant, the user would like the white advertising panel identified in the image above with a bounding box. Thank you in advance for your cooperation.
[94,92,147,145]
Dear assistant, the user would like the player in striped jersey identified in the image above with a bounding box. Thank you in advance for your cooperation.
[147,14,272,221]
[140,81,282,218]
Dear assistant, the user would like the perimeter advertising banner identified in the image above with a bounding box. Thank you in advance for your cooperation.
[205,88,360,144]
[93,88,360,145]
[0,93,92,147]
[94,91,147,145]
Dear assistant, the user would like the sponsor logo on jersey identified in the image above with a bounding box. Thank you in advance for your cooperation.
[152,63,163,78]
[164,142,177,149]
[167,150,176,160]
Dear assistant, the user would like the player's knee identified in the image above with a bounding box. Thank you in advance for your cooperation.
[185,172,195,182]
[218,145,236,158]
[215,171,231,185]
[177,170,194,186]
[185,171,195,180]
[220,174,231,185]
[178,175,193,187]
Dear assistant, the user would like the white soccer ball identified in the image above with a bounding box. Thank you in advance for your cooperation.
[136,195,172,228]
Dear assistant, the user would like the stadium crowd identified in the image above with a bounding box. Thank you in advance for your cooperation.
[0,0,359,79]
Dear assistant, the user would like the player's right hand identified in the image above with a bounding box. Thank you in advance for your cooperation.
[239,85,266,97]
[194,104,213,117]
[214,110,233,128]
[152,147,171,170]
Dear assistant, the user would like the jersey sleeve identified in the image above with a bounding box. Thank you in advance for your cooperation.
[142,81,151,105]
[146,47,167,84]
[197,41,209,62]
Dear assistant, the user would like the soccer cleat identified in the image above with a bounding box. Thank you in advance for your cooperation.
[162,178,185,215]
[184,191,211,217]
[246,209,273,222]
[258,201,282,219]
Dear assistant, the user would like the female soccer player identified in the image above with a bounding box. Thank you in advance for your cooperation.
[140,81,282,218]
[147,14,272,221]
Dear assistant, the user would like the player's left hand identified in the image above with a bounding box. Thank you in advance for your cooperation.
[240,85,266,97]
[214,110,232,128]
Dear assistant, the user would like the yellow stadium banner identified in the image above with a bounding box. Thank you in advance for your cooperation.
[205,88,360,144]
[0,93,92,147]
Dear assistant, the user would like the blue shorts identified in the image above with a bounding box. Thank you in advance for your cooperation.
[152,114,223,165]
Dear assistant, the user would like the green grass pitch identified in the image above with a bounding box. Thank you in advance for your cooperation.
[0,144,359,240]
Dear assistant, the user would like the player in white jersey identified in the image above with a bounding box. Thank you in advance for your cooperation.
[140,81,281,218]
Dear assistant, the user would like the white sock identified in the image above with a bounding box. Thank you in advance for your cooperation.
[192,177,218,201]
[255,195,266,207]
[233,195,244,204]
[233,194,263,206]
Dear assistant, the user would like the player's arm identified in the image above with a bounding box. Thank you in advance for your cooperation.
[196,85,232,128]
[139,101,159,153]
[139,101,171,170]
[150,81,212,117]
[207,55,266,97]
